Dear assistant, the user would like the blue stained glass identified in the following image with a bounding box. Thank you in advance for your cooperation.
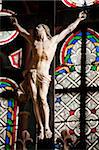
[7,112,12,119]
[7,125,11,131]
[67,58,72,63]
[90,38,96,42]
[96,47,99,52]
[58,70,67,74]
[67,48,72,54]
[6,136,9,144]
[8,101,12,107]
[71,39,77,44]
[86,32,90,36]
[77,32,82,36]
[0,84,7,88]
[55,97,61,103]
[96,57,99,61]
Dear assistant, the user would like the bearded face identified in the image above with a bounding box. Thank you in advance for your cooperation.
[35,24,52,39]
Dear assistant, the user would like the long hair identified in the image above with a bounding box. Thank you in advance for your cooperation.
[39,24,52,40]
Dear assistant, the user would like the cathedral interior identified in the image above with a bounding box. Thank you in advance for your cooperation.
[0,0,99,150]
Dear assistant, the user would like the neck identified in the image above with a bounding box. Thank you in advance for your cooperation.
[41,32,48,41]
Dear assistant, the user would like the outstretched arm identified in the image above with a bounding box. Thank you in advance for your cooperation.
[55,11,87,44]
[11,17,32,44]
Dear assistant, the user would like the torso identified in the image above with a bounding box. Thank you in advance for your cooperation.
[30,37,58,75]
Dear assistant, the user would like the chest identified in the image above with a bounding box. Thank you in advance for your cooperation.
[34,40,50,57]
[34,40,51,50]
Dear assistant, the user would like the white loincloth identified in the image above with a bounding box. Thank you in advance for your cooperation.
[30,69,51,86]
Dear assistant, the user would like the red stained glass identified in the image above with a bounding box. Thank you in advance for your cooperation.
[61,0,98,7]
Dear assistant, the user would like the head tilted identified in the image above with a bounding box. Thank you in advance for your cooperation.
[36,24,52,40]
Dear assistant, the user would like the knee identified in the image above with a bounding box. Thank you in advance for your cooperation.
[41,100,47,106]
[32,95,37,103]
[39,92,49,105]
[40,96,47,106]
[40,93,45,100]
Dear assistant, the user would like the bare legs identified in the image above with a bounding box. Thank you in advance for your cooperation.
[29,78,52,140]
[29,79,44,140]
[39,82,52,139]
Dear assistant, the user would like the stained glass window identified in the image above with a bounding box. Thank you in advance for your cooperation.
[85,92,99,149]
[55,28,99,149]
[61,0,99,7]
[0,10,19,46]
[0,77,19,149]
[55,31,82,89]
[55,29,99,88]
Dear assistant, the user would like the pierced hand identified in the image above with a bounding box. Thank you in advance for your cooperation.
[79,11,87,21]
[10,16,18,26]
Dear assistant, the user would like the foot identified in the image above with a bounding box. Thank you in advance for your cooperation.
[22,130,30,140]
[38,129,44,140]
[22,130,33,142]
[45,128,52,139]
